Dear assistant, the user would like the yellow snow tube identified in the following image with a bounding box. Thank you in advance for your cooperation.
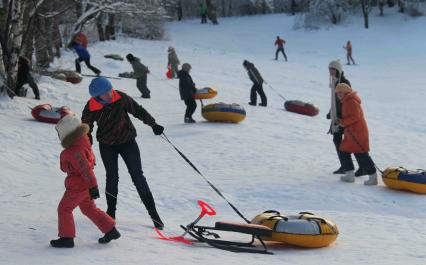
[202,103,246,123]
[193,87,218,99]
[382,167,426,194]
[251,211,339,248]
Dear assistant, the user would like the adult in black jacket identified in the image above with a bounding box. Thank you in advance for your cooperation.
[243,60,267,106]
[327,60,351,174]
[15,56,40,99]
[81,77,165,230]
[178,63,197,123]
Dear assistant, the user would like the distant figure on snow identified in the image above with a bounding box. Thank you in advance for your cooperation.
[177,0,183,21]
[178,63,197,123]
[126,53,151,98]
[50,115,120,248]
[275,36,287,61]
[168,47,180,79]
[69,41,101,76]
[15,56,40,100]
[200,1,207,24]
[335,83,378,185]
[343,41,356,65]
[243,60,267,107]
[327,59,351,175]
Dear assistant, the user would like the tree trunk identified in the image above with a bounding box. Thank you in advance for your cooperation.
[106,14,115,40]
[96,12,105,41]
[34,15,49,67]
[7,0,23,93]
[51,17,62,58]
[21,2,33,60]
[360,0,370,29]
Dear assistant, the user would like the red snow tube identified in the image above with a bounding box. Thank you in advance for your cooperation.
[284,100,319,117]
[74,32,88,48]
[66,74,82,84]
[31,104,74,124]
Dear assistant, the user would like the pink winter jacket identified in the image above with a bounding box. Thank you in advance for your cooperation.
[60,135,97,192]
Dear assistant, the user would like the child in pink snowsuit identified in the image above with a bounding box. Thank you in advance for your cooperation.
[50,115,120,248]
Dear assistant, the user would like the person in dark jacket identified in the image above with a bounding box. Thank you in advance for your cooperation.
[178,63,197,123]
[70,41,101,75]
[243,60,267,107]
[167,47,180,79]
[126,53,151,98]
[15,56,40,99]
[81,77,165,230]
[327,59,351,175]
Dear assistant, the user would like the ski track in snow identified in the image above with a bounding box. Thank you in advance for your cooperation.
[1,12,426,265]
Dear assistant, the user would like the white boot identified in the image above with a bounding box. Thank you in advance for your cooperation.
[364,173,378,186]
[340,170,355,183]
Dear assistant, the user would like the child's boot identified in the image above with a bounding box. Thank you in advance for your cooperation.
[364,173,378,186]
[50,237,74,248]
[340,170,355,183]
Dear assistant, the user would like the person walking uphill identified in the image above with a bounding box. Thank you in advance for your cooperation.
[335,83,378,185]
[344,41,356,65]
[274,36,287,61]
[200,1,207,24]
[243,60,267,107]
[51,115,120,248]
[327,59,351,174]
[69,41,101,76]
[81,77,165,229]
[178,63,197,123]
[168,47,180,79]
[126,53,151,98]
[15,56,40,100]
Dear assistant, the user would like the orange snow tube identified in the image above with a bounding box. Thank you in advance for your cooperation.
[31,104,74,124]
[193,87,217,99]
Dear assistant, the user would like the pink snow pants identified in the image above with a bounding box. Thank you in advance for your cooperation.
[57,190,115,238]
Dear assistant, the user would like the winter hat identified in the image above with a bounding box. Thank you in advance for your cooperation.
[126,53,135,61]
[55,114,89,148]
[168,46,174,51]
[242,60,249,68]
[328,59,342,73]
[182,63,191,72]
[335,83,353,94]
[89,77,112,97]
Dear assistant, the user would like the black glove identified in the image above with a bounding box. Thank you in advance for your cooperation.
[89,187,100,200]
[152,124,164,136]
[326,112,331,119]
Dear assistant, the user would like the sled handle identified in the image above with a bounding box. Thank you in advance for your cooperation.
[198,200,216,217]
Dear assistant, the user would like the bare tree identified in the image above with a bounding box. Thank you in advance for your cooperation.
[360,0,372,28]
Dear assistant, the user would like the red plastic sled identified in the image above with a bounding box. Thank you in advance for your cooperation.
[166,65,172,79]
[284,100,319,117]
[31,104,74,124]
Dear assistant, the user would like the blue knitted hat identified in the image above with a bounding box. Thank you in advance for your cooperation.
[89,77,112,97]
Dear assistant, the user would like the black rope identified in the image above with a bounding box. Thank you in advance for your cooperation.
[345,127,384,174]
[263,81,287,101]
[161,133,251,224]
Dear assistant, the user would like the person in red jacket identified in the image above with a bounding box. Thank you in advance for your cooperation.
[343,41,356,65]
[274,36,287,61]
[50,115,120,248]
[335,83,377,185]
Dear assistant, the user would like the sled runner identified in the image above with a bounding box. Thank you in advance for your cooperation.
[154,200,273,254]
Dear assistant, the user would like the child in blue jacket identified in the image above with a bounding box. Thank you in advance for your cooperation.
[70,41,101,76]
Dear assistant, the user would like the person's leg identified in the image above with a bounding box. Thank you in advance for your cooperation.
[57,190,84,238]
[136,77,145,96]
[27,74,40,99]
[340,151,355,182]
[118,140,163,228]
[137,75,150,98]
[188,98,197,119]
[355,153,377,185]
[75,58,82,73]
[79,193,115,234]
[257,84,267,106]
[275,49,279,60]
[282,48,288,61]
[350,55,356,64]
[99,143,120,219]
[14,78,26,97]
[249,84,257,105]
[84,59,101,75]
[333,131,346,169]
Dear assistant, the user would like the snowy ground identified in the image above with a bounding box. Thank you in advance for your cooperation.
[1,11,426,265]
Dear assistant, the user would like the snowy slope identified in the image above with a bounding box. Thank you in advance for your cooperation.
[1,12,426,265]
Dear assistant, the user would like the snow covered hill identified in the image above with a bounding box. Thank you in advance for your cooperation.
[1,13,426,265]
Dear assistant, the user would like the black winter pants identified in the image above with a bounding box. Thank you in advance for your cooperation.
[99,139,161,221]
[75,58,101,75]
[275,47,287,61]
[333,130,345,167]
[15,74,39,99]
[340,151,376,174]
[250,83,267,105]
[184,98,197,119]
[136,76,150,97]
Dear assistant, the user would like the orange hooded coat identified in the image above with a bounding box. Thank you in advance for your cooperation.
[339,91,370,153]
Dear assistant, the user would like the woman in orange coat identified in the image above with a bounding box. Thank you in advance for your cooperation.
[335,83,377,185]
